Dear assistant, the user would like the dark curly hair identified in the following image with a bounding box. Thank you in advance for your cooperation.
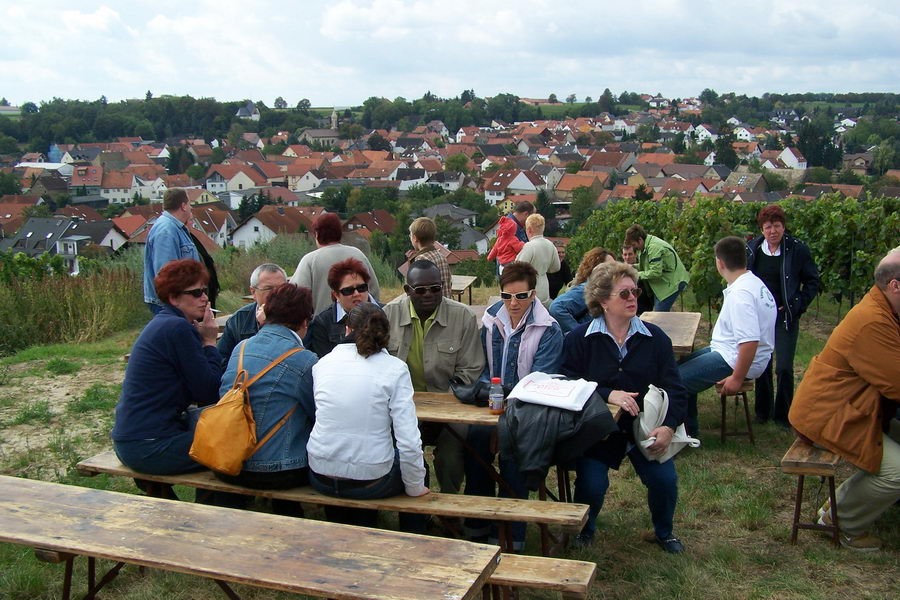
[327,258,370,291]
[314,212,343,245]
[154,259,208,304]
[345,302,390,358]
[263,283,313,331]
[574,247,616,285]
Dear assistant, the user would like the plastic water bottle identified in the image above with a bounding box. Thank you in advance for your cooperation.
[488,377,505,415]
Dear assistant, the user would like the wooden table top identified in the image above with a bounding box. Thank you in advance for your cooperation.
[451,275,478,292]
[639,311,701,356]
[0,476,499,600]
[414,392,620,425]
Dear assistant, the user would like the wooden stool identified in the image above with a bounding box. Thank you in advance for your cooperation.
[780,439,841,547]
[714,379,755,444]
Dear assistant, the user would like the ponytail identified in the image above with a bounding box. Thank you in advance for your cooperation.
[345,302,390,358]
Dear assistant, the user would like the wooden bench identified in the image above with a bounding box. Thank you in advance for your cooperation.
[77,451,589,552]
[487,554,596,600]
[714,379,756,444]
[0,475,500,600]
[780,438,842,547]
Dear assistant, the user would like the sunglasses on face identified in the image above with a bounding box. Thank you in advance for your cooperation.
[500,289,534,301]
[181,287,209,298]
[408,284,442,295]
[338,283,369,296]
[614,288,642,300]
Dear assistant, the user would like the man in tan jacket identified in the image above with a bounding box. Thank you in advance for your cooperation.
[383,260,485,494]
[789,248,900,551]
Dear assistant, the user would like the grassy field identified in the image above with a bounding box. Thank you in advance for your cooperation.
[0,290,897,599]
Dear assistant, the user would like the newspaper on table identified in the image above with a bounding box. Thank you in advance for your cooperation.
[507,372,598,411]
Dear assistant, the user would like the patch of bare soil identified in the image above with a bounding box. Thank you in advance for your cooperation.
[0,361,126,471]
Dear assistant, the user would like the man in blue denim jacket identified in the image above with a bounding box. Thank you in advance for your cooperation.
[144,189,200,313]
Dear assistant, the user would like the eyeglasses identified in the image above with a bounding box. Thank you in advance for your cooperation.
[252,285,277,292]
[614,288,642,300]
[408,284,443,295]
[500,290,534,301]
[181,287,209,298]
[338,283,369,296]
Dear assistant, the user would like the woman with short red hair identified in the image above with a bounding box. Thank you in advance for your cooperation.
[112,259,223,476]
[289,212,381,313]
[747,204,820,427]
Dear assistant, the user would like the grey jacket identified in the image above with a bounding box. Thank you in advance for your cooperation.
[383,295,484,393]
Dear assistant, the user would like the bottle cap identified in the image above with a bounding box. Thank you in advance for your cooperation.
[491,377,501,384]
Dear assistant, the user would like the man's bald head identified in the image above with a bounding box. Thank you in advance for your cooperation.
[874,249,900,315]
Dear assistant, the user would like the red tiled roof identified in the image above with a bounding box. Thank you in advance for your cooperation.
[556,173,601,192]
[55,205,104,222]
[71,166,103,187]
[345,209,396,234]
[101,170,134,189]
[112,214,147,237]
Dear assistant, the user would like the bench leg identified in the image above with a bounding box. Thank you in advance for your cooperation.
[214,579,243,600]
[827,476,840,548]
[790,474,804,545]
[720,394,727,444]
[740,392,755,444]
[61,556,74,600]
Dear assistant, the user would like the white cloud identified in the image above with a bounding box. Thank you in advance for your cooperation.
[0,0,897,106]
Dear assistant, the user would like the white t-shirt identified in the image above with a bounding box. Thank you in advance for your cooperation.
[710,271,777,379]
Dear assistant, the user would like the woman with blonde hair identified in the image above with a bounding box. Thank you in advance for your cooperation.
[549,248,617,333]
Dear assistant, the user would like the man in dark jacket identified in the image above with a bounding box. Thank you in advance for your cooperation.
[217,263,287,366]
[746,205,820,427]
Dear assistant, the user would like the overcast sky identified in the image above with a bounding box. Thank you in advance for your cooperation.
[2,0,898,107]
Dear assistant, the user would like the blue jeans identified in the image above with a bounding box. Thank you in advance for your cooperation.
[113,407,204,475]
[309,451,426,533]
[755,313,800,424]
[678,347,733,436]
[574,446,678,540]
[463,425,529,550]
[653,281,688,312]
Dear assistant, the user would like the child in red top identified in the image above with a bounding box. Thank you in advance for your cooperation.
[487,217,525,266]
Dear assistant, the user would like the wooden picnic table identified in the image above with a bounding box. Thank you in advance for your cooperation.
[0,475,500,600]
[452,274,478,305]
[640,311,701,356]
[414,392,621,425]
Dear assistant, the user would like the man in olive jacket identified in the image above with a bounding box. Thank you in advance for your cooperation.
[625,224,689,311]
[789,249,900,552]
[383,260,485,494]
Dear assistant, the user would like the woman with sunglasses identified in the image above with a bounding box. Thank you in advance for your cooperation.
[464,261,563,550]
[112,259,223,477]
[559,261,688,553]
[305,258,378,358]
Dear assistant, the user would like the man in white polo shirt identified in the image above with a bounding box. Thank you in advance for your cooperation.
[679,236,777,436]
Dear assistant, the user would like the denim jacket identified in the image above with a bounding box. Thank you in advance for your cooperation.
[219,323,317,472]
[143,211,200,304]
[549,282,590,334]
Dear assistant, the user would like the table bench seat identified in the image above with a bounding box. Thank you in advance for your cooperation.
[488,554,596,599]
[77,451,588,532]
[780,438,842,546]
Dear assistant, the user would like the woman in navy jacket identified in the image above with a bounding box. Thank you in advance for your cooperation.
[560,261,688,553]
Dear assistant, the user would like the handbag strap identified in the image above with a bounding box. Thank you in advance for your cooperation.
[251,404,298,455]
[243,347,304,388]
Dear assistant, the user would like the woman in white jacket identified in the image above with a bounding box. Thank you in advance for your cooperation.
[307,302,429,532]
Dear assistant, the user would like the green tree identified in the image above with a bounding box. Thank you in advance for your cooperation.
[434,216,461,250]
[0,134,19,154]
[535,189,556,222]
[274,96,287,109]
[568,186,597,231]
[445,153,470,174]
[633,184,653,201]
[699,88,719,106]
[762,169,789,191]
[873,140,896,175]
[565,161,584,174]
[548,93,558,103]
[185,164,206,180]
[713,128,739,169]
[0,171,22,195]
[296,98,311,114]
[806,166,833,183]
[597,88,617,114]
[22,204,53,219]
[367,132,391,152]
[566,93,577,104]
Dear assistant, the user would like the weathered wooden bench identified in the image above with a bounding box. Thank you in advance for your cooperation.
[78,451,588,552]
[486,554,596,600]
[715,378,756,444]
[0,475,500,600]
[780,438,842,546]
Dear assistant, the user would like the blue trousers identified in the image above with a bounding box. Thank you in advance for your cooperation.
[463,425,529,550]
[653,281,688,312]
[113,407,204,475]
[574,447,678,540]
[309,451,426,533]
[678,347,733,436]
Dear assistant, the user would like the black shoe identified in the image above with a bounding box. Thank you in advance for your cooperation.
[655,535,685,554]
[572,533,594,548]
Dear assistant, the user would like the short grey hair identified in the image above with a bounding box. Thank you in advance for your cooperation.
[584,261,639,318]
[874,250,900,290]
[250,263,287,287]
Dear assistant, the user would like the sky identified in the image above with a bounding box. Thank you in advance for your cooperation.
[2,0,899,107]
